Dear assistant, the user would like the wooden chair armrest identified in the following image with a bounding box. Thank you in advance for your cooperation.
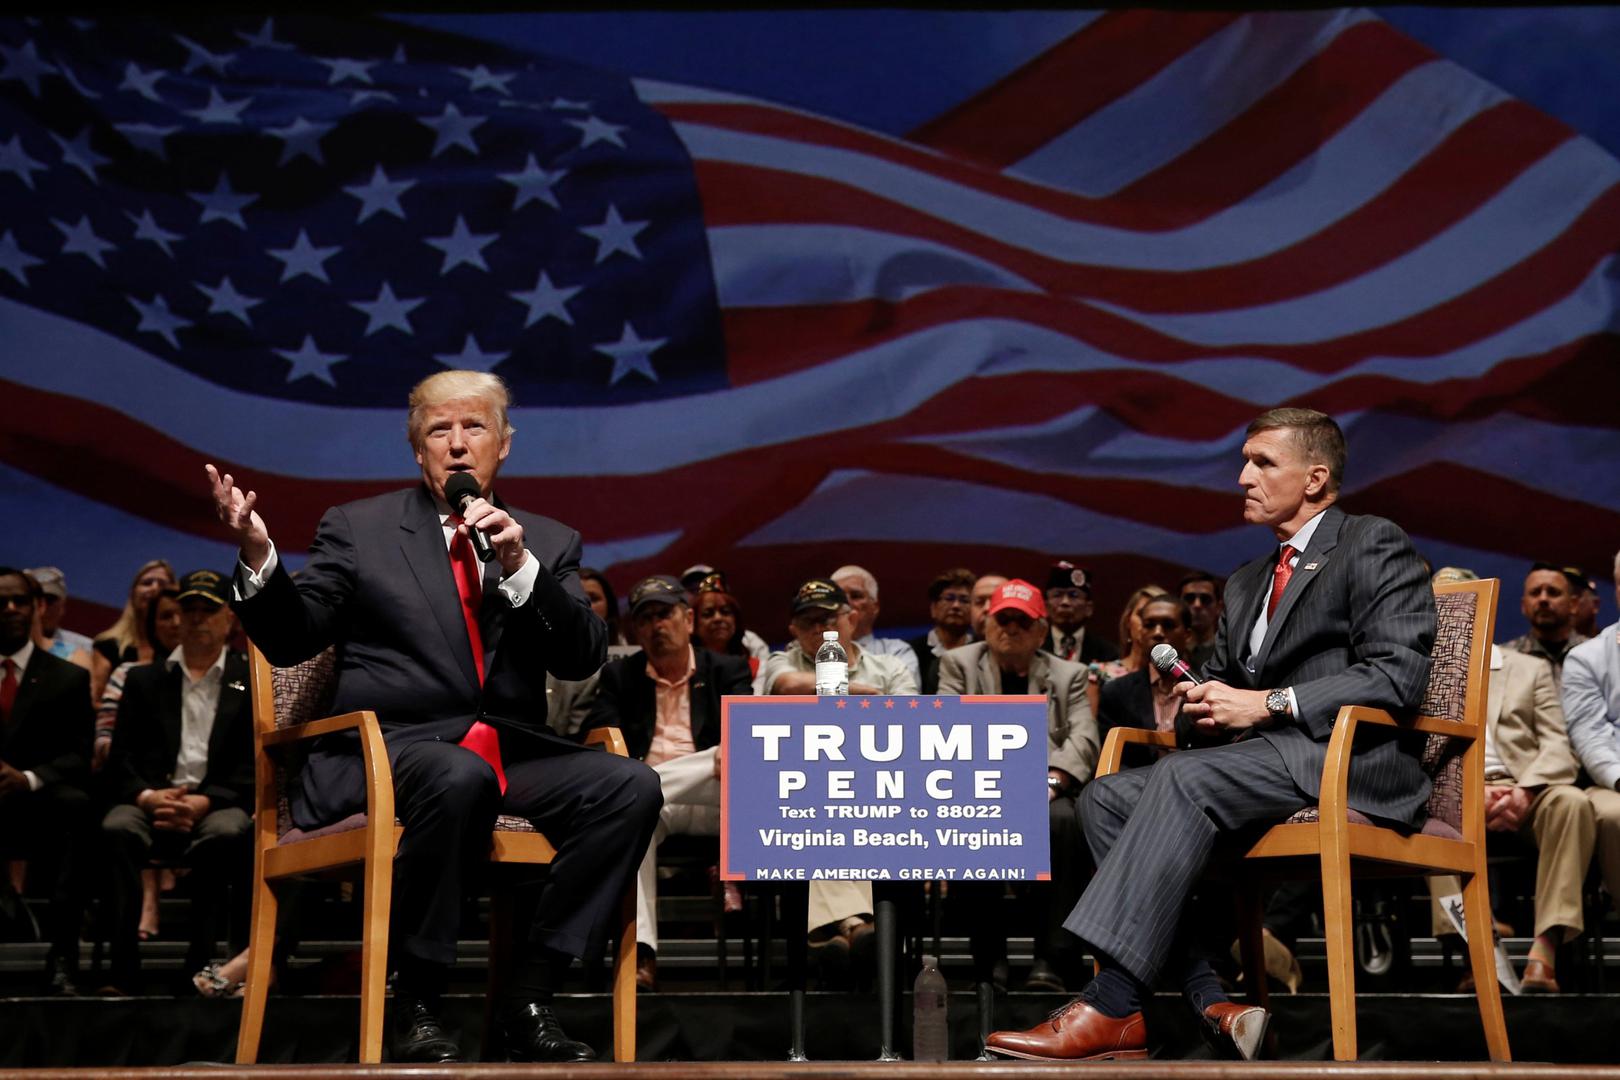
[584,726,629,758]
[260,711,376,749]
[1096,727,1177,779]
[1336,704,1476,739]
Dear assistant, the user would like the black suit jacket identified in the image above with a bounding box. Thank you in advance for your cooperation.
[586,646,753,761]
[1097,668,1203,760]
[1203,505,1436,827]
[106,651,255,812]
[1,648,92,789]
[907,635,942,695]
[233,484,608,828]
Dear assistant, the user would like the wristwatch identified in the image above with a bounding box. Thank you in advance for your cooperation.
[1265,688,1291,723]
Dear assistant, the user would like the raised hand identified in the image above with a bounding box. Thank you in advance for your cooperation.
[205,463,271,569]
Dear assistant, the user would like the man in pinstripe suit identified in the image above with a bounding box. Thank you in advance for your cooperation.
[987,408,1435,1062]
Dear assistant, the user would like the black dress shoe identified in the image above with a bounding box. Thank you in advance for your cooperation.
[389,996,462,1063]
[44,954,79,996]
[500,1001,596,1062]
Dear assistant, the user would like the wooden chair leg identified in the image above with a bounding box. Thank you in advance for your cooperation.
[1461,868,1512,1061]
[482,888,515,1062]
[234,875,280,1064]
[1319,849,1358,1060]
[1235,884,1270,1010]
[612,884,637,1062]
[358,847,394,1064]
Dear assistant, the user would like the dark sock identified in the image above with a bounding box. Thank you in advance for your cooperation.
[1181,957,1227,1016]
[395,954,447,1005]
[1079,957,1142,1018]
[506,946,573,1011]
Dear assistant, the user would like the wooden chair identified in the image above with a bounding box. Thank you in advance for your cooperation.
[1095,578,1508,1062]
[235,643,637,1064]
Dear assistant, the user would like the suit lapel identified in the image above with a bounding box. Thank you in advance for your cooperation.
[4,652,50,740]
[688,649,711,745]
[1027,651,1050,696]
[1253,505,1344,675]
[976,646,1001,694]
[399,485,481,693]
[161,663,184,764]
[204,653,248,771]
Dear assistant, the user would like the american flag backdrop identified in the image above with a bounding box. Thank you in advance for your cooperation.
[1,11,1617,639]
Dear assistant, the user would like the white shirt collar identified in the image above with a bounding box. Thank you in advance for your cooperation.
[165,644,228,681]
[2,639,34,672]
[1281,507,1328,554]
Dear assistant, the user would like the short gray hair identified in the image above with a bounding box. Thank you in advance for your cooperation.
[831,565,878,600]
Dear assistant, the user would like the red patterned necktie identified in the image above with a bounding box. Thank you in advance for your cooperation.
[448,518,506,794]
[0,658,16,724]
[1266,544,1295,620]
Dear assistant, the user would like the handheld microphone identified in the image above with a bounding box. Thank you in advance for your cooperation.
[443,473,495,563]
[1150,643,1201,685]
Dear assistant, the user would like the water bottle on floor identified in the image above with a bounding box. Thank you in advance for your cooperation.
[913,954,948,1061]
[815,630,848,695]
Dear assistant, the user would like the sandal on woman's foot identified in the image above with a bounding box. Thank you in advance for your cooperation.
[192,961,243,999]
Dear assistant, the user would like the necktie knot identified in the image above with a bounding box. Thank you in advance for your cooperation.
[1267,544,1295,619]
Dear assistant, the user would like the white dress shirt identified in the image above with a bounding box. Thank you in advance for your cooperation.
[1246,508,1328,718]
[166,645,227,790]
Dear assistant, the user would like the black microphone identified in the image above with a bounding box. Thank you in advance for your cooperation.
[443,473,495,563]
[1150,643,1201,685]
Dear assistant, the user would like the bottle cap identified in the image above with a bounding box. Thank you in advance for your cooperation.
[922,954,938,967]
[823,630,839,640]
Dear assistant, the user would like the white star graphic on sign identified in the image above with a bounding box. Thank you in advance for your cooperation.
[566,115,626,149]
[118,62,164,102]
[115,123,178,159]
[551,97,591,111]
[174,35,233,76]
[237,18,292,50]
[344,165,415,223]
[186,88,253,125]
[127,209,183,257]
[594,322,665,384]
[190,175,258,229]
[50,129,109,180]
[54,216,115,268]
[0,230,42,286]
[0,135,47,189]
[419,103,485,158]
[0,40,56,96]
[424,215,496,273]
[579,204,647,263]
[267,229,340,283]
[276,335,346,386]
[194,276,260,325]
[509,271,580,327]
[268,116,333,166]
[128,293,191,348]
[454,64,514,95]
[318,56,376,85]
[351,282,424,335]
[433,334,509,373]
[500,155,565,211]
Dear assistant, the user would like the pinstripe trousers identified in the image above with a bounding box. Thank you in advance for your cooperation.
[1062,738,1311,985]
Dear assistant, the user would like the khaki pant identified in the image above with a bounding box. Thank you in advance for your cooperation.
[636,748,721,954]
[1429,784,1594,940]
[1585,786,1620,915]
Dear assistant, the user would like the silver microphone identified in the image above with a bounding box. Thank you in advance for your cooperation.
[1150,643,1201,685]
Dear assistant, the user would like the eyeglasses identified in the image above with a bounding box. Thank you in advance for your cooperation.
[936,592,972,606]
[993,611,1035,629]
[1180,593,1216,606]
[1044,588,1087,603]
[0,595,33,610]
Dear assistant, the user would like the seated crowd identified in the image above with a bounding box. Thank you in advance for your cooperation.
[1,548,1617,1001]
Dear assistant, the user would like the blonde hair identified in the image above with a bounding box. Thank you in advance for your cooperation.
[94,558,177,656]
[406,370,514,448]
[1118,584,1169,669]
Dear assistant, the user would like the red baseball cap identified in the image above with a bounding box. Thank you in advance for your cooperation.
[988,578,1046,620]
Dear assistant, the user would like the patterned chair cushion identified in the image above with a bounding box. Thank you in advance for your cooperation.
[1417,590,1478,833]
[1281,805,1462,841]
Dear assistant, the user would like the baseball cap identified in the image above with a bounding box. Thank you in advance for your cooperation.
[176,569,229,607]
[679,564,718,590]
[791,578,848,617]
[628,575,686,615]
[989,578,1047,620]
[24,566,66,600]
[1044,561,1090,594]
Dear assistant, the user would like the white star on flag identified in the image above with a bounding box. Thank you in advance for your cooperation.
[55,216,115,268]
[127,209,182,257]
[318,56,376,85]
[425,215,497,273]
[115,123,177,159]
[127,292,191,348]
[351,282,424,335]
[509,271,580,327]
[594,322,666,384]
[579,204,647,263]
[190,175,258,228]
[455,64,515,95]
[195,276,261,325]
[186,88,253,125]
[0,40,56,96]
[419,103,485,157]
[0,134,46,189]
[276,335,346,386]
[500,155,565,211]
[567,114,628,149]
[51,128,109,180]
[434,334,509,372]
[268,117,333,166]
[344,165,415,223]
[237,18,292,50]
[267,229,340,283]
[118,62,164,102]
[174,35,233,75]
[0,229,42,286]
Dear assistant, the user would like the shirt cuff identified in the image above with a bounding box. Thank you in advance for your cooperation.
[23,770,40,793]
[234,541,279,600]
[498,550,538,607]
[1593,759,1620,793]
[1286,687,1300,720]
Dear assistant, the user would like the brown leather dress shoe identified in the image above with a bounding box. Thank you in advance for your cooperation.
[984,1000,1147,1062]
[1521,957,1560,994]
[1202,1002,1269,1060]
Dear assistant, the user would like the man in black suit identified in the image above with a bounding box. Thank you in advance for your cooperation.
[1044,562,1119,664]
[0,567,95,994]
[1095,594,1197,754]
[585,574,753,989]
[101,569,254,991]
[206,370,662,1063]
[988,408,1435,1062]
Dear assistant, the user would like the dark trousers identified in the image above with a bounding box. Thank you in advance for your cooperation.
[1064,739,1310,985]
[389,739,662,968]
[0,783,94,963]
[101,803,252,985]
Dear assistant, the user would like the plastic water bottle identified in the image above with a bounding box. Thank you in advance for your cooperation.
[913,953,949,1061]
[815,629,848,695]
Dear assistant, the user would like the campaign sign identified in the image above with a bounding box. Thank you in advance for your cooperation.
[720,695,1050,883]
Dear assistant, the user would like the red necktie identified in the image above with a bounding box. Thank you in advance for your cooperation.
[448,518,506,794]
[0,659,16,724]
[1267,544,1295,620]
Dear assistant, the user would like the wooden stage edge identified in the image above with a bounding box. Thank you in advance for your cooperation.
[5,1064,1620,1079]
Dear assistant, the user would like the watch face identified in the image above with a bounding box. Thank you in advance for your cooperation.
[1267,690,1289,714]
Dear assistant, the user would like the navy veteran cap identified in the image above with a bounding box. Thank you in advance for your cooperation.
[1045,561,1090,594]
[791,578,848,616]
[177,569,229,607]
[628,575,686,614]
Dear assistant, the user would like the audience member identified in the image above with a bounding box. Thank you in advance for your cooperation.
[970,573,1008,639]
[24,567,92,667]
[831,565,922,684]
[579,568,626,647]
[690,572,765,695]
[1424,568,1591,994]
[1096,596,1194,751]
[1044,562,1118,663]
[1110,585,1171,678]
[763,579,918,697]
[100,570,253,993]
[937,578,1096,991]
[90,559,177,702]
[1505,563,1590,685]
[1177,572,1223,672]
[1572,569,1602,640]
[586,575,752,990]
[681,564,771,672]
[1563,549,1620,921]
[907,567,976,694]
[0,567,95,994]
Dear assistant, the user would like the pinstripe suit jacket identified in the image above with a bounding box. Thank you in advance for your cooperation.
[1203,504,1437,828]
